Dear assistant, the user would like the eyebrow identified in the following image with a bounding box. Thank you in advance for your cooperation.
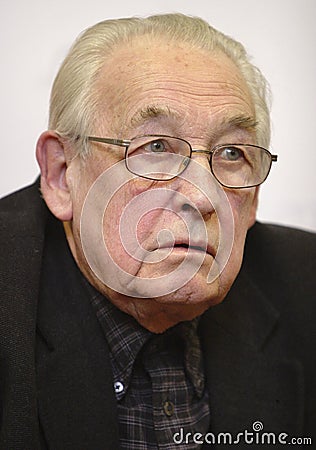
[130,104,258,134]
[130,105,181,127]
[222,114,259,131]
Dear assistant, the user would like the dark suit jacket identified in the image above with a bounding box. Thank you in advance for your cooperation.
[0,181,315,449]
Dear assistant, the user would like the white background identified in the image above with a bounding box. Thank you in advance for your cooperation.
[1,0,315,231]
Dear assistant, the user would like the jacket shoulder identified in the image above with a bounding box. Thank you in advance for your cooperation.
[247,221,316,247]
[244,221,316,306]
[0,179,47,237]
[0,179,48,303]
[245,221,316,263]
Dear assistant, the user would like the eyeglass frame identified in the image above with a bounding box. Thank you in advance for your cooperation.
[86,134,278,189]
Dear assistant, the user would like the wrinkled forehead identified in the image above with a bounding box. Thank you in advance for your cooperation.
[94,37,255,137]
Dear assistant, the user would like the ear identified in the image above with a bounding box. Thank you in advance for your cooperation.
[247,187,260,229]
[36,131,73,221]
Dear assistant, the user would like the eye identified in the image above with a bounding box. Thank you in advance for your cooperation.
[218,146,244,161]
[146,139,168,153]
[127,137,174,158]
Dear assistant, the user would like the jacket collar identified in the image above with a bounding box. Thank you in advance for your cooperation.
[199,268,304,438]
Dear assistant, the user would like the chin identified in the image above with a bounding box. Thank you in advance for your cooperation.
[105,275,226,333]
[120,295,215,333]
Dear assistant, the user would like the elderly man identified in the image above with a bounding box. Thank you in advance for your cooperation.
[0,13,315,450]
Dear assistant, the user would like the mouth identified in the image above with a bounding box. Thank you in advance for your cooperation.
[173,243,205,252]
[157,241,214,257]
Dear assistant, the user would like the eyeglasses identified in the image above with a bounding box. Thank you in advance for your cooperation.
[87,134,278,189]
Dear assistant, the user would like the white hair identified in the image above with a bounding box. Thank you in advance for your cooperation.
[49,13,271,154]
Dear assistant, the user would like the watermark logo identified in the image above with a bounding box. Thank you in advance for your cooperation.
[173,421,313,446]
[252,421,264,432]
[80,155,234,298]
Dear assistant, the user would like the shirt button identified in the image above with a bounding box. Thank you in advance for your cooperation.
[114,381,124,394]
[163,400,175,417]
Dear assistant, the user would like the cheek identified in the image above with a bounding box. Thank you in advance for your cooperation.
[226,189,256,261]
[136,208,180,247]
[102,189,132,271]
[102,180,160,273]
[229,189,256,229]
[207,190,256,297]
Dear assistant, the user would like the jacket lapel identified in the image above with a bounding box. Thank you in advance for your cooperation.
[200,269,304,437]
[36,215,119,450]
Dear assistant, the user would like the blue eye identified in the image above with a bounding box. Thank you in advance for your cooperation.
[219,146,244,161]
[149,140,167,153]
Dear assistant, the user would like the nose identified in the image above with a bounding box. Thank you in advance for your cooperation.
[169,151,219,218]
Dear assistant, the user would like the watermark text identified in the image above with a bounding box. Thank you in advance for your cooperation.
[173,421,312,446]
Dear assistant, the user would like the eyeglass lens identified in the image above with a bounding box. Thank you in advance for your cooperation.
[125,136,272,187]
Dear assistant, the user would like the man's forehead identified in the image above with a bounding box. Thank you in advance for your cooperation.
[100,36,241,84]
[97,38,255,136]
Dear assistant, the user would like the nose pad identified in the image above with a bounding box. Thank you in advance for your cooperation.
[180,156,191,171]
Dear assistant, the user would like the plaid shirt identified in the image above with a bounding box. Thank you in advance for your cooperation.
[90,291,210,449]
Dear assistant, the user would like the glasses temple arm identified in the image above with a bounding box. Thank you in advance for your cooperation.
[87,136,130,147]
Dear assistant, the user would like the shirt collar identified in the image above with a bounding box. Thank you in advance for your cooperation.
[87,282,205,399]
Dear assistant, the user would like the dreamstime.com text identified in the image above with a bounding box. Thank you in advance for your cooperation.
[173,421,312,446]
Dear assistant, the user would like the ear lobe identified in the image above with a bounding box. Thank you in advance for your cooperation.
[36,131,73,221]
